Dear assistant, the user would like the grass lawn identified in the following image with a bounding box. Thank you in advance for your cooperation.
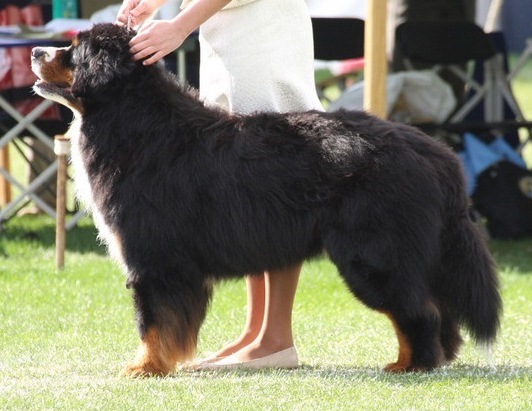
[1,53,532,411]
[1,215,531,411]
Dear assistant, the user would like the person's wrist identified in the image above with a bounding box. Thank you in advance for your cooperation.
[171,16,193,43]
[152,0,168,8]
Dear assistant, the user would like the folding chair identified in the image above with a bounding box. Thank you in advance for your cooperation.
[0,89,57,215]
[0,3,59,222]
[311,17,365,104]
[394,20,527,126]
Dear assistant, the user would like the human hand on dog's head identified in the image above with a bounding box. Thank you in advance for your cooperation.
[115,0,165,29]
[129,19,187,65]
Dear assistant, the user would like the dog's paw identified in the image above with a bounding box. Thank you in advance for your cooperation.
[384,362,409,373]
[120,362,172,378]
[384,362,430,373]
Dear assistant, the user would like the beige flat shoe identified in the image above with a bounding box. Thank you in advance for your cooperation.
[195,346,299,371]
[180,354,227,371]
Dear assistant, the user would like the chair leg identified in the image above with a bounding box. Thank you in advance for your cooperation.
[54,135,70,270]
[492,56,526,121]
[0,145,10,206]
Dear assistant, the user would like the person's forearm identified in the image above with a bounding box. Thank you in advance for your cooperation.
[149,0,167,8]
[171,0,232,38]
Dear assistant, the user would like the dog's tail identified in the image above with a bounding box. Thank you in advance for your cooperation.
[438,197,502,345]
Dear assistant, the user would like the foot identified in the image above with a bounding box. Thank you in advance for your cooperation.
[220,338,296,363]
[183,338,293,371]
[196,346,299,371]
[180,353,225,371]
[180,331,259,370]
[211,328,261,358]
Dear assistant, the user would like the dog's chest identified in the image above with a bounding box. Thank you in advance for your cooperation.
[67,117,94,210]
[67,116,124,264]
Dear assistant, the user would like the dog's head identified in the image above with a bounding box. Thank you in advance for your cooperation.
[31,23,138,111]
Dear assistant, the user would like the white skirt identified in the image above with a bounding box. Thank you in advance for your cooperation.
[199,0,323,114]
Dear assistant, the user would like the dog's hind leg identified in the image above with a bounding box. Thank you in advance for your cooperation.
[121,276,212,377]
[329,247,446,372]
[380,300,445,372]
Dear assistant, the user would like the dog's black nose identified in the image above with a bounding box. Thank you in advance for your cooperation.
[32,47,47,60]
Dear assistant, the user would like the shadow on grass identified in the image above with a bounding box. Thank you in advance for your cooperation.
[175,363,531,383]
[0,214,106,255]
[297,363,531,383]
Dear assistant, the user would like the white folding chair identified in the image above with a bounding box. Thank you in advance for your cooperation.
[0,92,84,231]
[0,95,58,220]
[394,20,527,125]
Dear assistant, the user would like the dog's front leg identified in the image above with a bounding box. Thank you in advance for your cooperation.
[121,276,212,377]
[123,325,178,377]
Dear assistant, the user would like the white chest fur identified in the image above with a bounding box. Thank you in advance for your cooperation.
[68,115,125,266]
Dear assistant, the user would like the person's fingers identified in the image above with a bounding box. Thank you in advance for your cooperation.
[142,51,164,65]
[115,9,128,25]
[129,30,148,50]
[115,1,135,25]
[116,0,155,27]
[127,20,181,65]
[129,38,161,64]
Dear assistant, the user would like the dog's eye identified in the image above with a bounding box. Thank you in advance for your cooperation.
[61,49,75,68]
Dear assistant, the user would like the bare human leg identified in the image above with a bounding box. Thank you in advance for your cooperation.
[225,263,300,361]
[200,263,301,369]
[210,274,266,359]
[190,263,301,370]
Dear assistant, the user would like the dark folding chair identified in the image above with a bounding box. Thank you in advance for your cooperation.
[311,17,365,104]
[394,20,527,126]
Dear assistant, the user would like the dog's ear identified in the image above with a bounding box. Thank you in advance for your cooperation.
[71,49,135,98]
[71,24,137,99]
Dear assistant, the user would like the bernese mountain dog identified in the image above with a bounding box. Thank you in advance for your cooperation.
[31,23,501,377]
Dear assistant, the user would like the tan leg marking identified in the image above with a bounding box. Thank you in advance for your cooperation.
[121,326,180,378]
[383,312,414,373]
